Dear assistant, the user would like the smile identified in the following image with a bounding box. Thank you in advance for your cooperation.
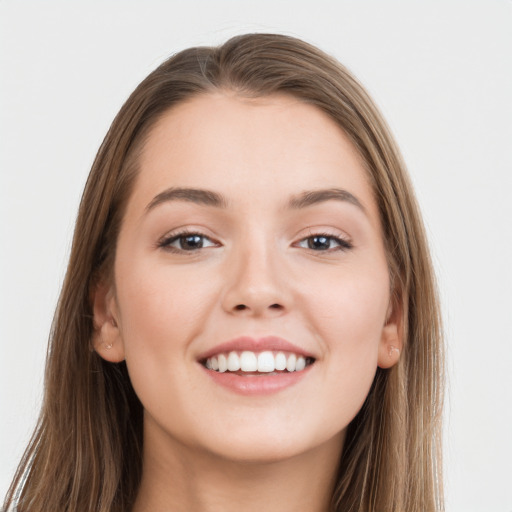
[203,350,315,374]
[198,336,316,394]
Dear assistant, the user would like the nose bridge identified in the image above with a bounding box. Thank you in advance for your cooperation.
[222,227,287,315]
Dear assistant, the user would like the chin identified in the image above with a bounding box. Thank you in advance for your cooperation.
[210,442,311,464]
[199,424,345,465]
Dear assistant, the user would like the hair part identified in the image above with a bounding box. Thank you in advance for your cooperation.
[4,33,444,512]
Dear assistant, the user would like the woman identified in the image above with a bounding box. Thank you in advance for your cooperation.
[4,33,444,512]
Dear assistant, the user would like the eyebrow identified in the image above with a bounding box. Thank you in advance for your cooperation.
[145,187,228,212]
[287,188,366,213]
[145,186,365,213]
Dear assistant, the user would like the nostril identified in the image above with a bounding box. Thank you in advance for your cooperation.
[232,303,283,312]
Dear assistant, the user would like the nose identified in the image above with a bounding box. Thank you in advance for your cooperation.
[221,241,289,317]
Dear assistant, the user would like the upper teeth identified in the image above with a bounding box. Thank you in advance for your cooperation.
[205,351,309,373]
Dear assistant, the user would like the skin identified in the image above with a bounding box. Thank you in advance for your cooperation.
[94,93,401,512]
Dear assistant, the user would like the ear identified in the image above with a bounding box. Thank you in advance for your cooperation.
[91,281,125,363]
[377,294,404,369]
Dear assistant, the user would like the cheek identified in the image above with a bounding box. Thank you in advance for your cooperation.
[115,256,216,344]
[300,263,389,395]
[303,261,389,344]
[302,285,386,435]
[112,260,219,432]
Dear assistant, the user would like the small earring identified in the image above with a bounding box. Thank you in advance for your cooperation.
[388,345,400,358]
[100,333,113,350]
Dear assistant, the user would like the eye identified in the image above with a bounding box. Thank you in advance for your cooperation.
[158,231,218,252]
[296,234,352,252]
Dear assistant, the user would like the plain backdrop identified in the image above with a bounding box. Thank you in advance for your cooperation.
[1,2,511,511]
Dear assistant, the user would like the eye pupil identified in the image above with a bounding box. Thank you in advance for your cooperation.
[308,236,330,250]
[181,235,203,250]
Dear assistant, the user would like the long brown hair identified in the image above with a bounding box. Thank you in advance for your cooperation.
[4,33,444,512]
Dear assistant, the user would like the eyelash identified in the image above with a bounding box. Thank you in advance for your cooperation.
[157,229,219,253]
[157,230,353,254]
[295,232,353,252]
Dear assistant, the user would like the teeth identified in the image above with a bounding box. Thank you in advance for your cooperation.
[204,350,313,374]
[275,352,287,371]
[227,352,240,371]
[218,354,227,373]
[257,351,275,372]
[296,356,306,371]
[286,354,296,372]
[240,351,258,371]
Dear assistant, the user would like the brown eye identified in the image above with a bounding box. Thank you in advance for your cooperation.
[297,234,352,252]
[308,236,331,250]
[178,234,205,250]
[159,232,218,252]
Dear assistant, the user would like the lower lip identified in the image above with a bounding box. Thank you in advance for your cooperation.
[200,365,313,396]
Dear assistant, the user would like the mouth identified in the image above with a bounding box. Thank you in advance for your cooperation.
[201,350,316,375]
[197,336,316,395]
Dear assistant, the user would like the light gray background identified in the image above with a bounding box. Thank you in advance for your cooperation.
[1,2,511,511]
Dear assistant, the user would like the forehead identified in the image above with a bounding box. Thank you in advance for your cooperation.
[130,92,378,220]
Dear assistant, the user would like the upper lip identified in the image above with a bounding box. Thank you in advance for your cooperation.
[197,336,316,361]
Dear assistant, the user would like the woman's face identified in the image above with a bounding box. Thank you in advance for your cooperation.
[96,93,400,462]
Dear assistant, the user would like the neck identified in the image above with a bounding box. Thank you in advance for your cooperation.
[132,417,344,512]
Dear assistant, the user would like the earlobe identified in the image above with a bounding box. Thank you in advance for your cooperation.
[378,339,401,369]
[91,281,125,363]
[377,298,403,369]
